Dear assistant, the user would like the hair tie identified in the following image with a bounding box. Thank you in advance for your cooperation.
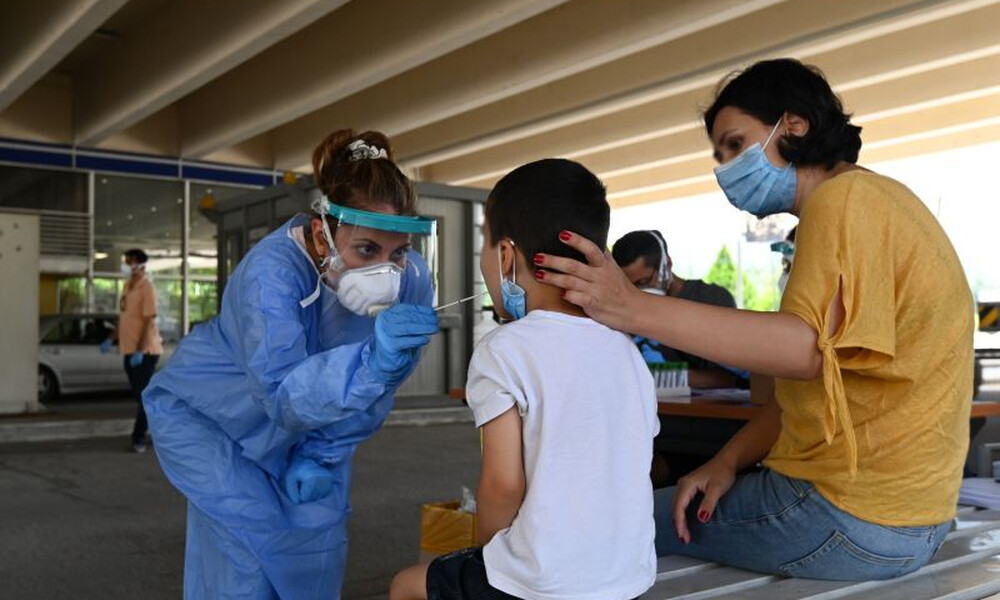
[347,139,388,162]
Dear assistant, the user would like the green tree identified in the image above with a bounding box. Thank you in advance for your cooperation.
[705,246,785,311]
[705,246,737,296]
[741,273,757,310]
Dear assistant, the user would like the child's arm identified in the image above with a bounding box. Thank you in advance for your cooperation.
[476,405,525,545]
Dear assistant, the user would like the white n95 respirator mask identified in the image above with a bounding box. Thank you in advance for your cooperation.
[335,263,403,316]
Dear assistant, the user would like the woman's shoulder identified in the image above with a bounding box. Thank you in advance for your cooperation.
[815,169,917,200]
[805,170,916,221]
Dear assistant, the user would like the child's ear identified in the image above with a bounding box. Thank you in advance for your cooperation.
[499,240,517,279]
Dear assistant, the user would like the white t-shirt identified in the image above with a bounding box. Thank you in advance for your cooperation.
[467,310,659,600]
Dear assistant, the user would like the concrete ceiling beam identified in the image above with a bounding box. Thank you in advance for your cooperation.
[399,0,998,176]
[427,4,1000,187]
[0,0,128,112]
[74,0,346,147]
[178,0,568,159]
[268,0,785,170]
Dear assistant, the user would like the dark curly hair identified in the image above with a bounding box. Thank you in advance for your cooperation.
[703,59,862,169]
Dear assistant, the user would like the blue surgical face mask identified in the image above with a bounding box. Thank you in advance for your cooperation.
[497,241,526,321]
[713,119,797,218]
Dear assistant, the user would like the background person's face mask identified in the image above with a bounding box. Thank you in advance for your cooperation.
[121,262,143,276]
[498,241,526,321]
[713,119,797,218]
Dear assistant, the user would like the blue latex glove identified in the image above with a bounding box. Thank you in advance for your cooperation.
[365,304,439,385]
[284,457,335,504]
[99,339,113,354]
[129,352,144,367]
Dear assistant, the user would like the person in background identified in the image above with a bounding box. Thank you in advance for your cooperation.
[101,248,161,453]
[612,230,749,389]
[614,230,750,487]
[390,159,658,600]
[771,225,797,294]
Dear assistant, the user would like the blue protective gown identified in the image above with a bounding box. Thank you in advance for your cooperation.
[143,214,433,599]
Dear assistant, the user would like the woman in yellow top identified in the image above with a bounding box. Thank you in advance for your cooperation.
[534,58,974,580]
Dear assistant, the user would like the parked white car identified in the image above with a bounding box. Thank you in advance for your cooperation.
[37,313,174,403]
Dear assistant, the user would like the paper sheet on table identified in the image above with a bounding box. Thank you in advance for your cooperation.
[690,388,751,401]
[959,478,1000,510]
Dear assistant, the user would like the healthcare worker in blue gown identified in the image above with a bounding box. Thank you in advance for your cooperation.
[143,130,439,600]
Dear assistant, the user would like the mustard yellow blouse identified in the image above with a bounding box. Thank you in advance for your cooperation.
[764,171,974,527]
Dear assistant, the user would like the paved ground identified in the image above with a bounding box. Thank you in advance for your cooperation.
[4,377,998,599]
[0,421,481,599]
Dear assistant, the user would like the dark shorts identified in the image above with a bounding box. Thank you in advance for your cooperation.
[426,547,521,600]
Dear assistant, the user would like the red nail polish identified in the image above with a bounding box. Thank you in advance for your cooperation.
[534,270,545,280]
[698,510,709,523]
[559,231,571,241]
[561,290,567,299]
[532,254,544,265]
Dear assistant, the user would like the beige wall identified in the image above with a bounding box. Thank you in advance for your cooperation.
[0,213,41,414]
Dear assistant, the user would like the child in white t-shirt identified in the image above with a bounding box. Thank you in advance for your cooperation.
[391,158,659,600]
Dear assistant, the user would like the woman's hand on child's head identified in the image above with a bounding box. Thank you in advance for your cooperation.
[533,230,642,332]
[672,457,737,544]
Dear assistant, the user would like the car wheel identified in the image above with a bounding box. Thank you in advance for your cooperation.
[38,366,59,403]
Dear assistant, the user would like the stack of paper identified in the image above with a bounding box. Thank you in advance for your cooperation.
[959,477,1000,510]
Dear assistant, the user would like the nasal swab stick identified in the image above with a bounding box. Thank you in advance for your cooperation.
[434,291,489,312]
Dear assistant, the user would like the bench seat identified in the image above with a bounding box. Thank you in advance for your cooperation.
[643,507,1000,599]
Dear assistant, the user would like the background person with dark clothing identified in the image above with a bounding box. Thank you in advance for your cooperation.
[613,230,749,389]
[101,248,162,453]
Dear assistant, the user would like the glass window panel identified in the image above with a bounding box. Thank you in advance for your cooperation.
[56,277,88,314]
[153,278,184,343]
[187,279,218,328]
[92,277,121,314]
[42,319,79,343]
[80,317,114,344]
[0,165,87,212]
[93,175,183,276]
[42,317,113,344]
[190,184,248,323]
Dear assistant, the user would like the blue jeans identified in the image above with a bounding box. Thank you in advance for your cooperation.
[654,469,951,580]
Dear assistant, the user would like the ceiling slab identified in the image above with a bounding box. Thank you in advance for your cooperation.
[178,0,568,159]
[0,0,128,112]
[2,0,997,210]
[393,0,987,170]
[73,0,346,146]
[268,0,784,169]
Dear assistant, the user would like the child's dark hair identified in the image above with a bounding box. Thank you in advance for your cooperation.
[311,129,416,215]
[703,59,862,170]
[486,159,609,264]
[611,230,667,269]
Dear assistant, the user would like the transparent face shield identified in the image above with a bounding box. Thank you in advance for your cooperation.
[639,231,671,296]
[311,197,437,315]
[770,239,795,272]
[771,239,795,294]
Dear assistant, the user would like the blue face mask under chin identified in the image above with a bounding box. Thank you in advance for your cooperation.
[713,119,797,218]
[498,241,526,321]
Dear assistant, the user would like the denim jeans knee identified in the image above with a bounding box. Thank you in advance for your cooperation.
[654,469,952,581]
